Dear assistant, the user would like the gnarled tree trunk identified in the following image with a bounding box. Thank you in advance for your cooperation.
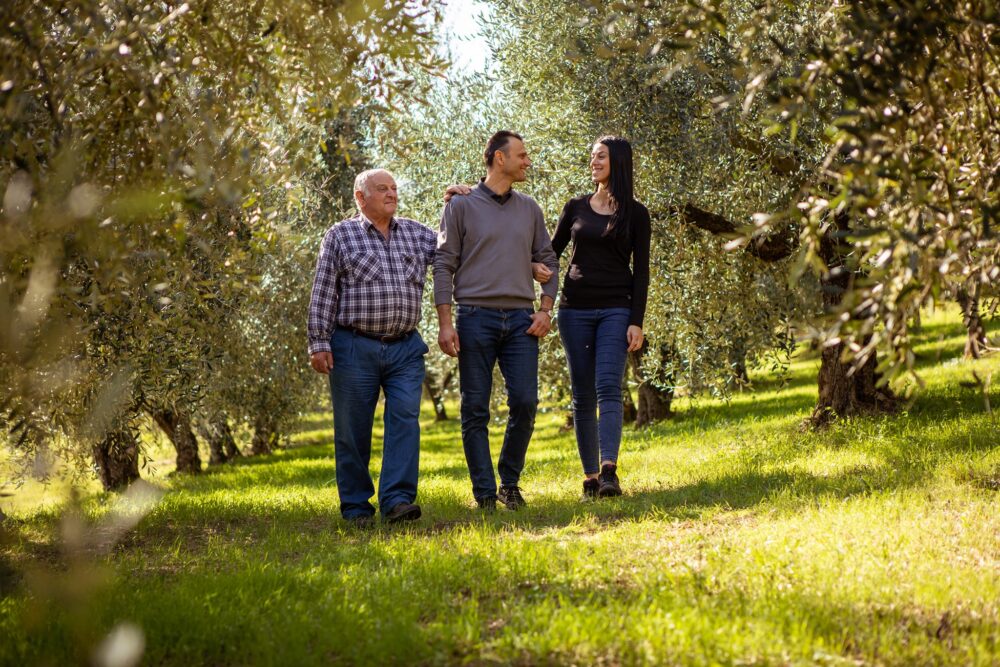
[197,415,240,465]
[808,246,895,427]
[622,378,638,424]
[251,415,278,456]
[92,428,141,491]
[423,366,454,422]
[810,340,895,426]
[150,408,201,474]
[957,285,989,359]
[727,338,750,391]
[628,343,674,427]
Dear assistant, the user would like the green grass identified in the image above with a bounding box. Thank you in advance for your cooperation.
[2,309,1000,665]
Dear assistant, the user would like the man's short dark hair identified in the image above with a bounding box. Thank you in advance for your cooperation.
[484,130,523,167]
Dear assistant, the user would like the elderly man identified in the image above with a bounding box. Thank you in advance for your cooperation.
[435,130,560,511]
[308,168,436,525]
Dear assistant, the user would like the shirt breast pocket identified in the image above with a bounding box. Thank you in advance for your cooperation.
[347,251,382,283]
[403,253,426,286]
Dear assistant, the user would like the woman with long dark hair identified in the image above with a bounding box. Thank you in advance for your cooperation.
[549,136,650,498]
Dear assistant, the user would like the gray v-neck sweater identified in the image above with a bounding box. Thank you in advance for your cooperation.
[433,184,559,309]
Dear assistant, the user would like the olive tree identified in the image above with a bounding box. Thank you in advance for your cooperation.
[1,0,445,488]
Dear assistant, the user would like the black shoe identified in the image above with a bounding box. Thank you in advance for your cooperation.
[476,496,497,512]
[581,478,599,501]
[384,502,421,524]
[498,484,526,510]
[597,464,622,497]
[346,514,375,529]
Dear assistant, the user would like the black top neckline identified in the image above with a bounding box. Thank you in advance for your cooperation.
[585,194,613,218]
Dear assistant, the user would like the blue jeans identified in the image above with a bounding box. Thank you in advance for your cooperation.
[456,305,539,500]
[328,328,428,518]
[558,307,630,474]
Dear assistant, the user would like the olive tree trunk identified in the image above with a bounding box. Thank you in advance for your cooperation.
[251,415,278,456]
[92,428,141,491]
[423,367,454,422]
[680,203,896,428]
[196,415,240,465]
[627,343,674,427]
[957,285,989,359]
[150,408,202,474]
[727,338,750,390]
[808,256,896,427]
[622,377,638,424]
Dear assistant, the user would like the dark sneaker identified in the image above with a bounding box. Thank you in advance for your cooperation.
[346,514,375,529]
[384,502,421,524]
[498,484,526,510]
[597,463,622,497]
[581,478,599,501]
[477,496,497,512]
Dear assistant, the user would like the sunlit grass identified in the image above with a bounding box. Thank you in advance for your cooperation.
[2,309,999,665]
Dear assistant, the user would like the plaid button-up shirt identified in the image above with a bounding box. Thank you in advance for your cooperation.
[307,214,437,355]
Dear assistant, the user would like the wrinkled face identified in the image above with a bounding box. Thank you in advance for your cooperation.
[357,171,397,219]
[590,142,610,185]
[499,137,532,183]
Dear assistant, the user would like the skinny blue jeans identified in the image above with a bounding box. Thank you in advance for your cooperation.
[558,307,630,475]
[328,328,427,519]
[456,305,539,501]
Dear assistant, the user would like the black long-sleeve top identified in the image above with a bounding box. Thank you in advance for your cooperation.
[551,195,651,327]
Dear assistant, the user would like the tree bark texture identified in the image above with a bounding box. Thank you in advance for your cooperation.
[423,367,454,422]
[197,416,240,465]
[92,428,141,491]
[627,344,674,427]
[810,339,895,426]
[957,286,989,359]
[622,378,638,424]
[251,415,278,456]
[727,338,750,391]
[808,244,896,427]
[151,408,202,474]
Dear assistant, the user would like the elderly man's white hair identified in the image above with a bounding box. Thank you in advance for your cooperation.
[353,168,394,198]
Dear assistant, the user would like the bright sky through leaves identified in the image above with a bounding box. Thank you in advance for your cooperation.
[440,0,489,72]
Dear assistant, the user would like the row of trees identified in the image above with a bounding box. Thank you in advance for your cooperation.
[2,0,996,494]
[1,0,445,489]
[382,0,997,428]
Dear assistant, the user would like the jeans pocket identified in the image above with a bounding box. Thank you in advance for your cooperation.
[331,329,355,367]
[456,304,477,316]
[414,332,430,356]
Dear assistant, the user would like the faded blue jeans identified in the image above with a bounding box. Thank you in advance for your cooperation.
[456,305,539,501]
[558,307,630,475]
[328,328,428,519]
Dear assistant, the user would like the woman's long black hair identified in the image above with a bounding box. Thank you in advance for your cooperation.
[597,135,635,240]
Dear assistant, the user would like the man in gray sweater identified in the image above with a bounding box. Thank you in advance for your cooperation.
[434,130,559,510]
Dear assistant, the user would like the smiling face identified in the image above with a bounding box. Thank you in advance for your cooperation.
[497,137,532,183]
[590,142,610,185]
[356,170,398,220]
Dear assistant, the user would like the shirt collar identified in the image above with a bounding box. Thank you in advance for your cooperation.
[358,212,397,232]
[478,179,513,205]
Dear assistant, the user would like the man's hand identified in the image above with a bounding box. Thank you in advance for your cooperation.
[443,184,472,203]
[310,351,333,374]
[526,310,552,338]
[626,325,644,352]
[438,323,460,357]
[531,262,553,284]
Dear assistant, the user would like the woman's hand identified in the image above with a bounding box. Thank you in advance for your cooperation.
[626,325,644,352]
[531,262,553,284]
